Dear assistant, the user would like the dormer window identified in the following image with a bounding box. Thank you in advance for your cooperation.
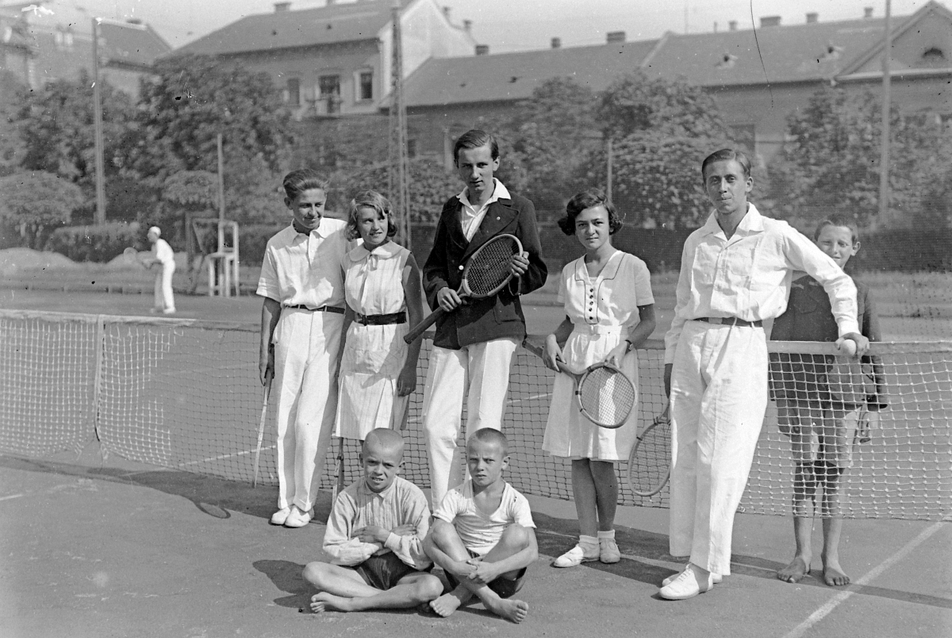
[716,53,738,69]
[819,43,843,62]
[922,47,946,67]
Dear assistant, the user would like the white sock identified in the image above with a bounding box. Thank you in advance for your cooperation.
[579,535,598,551]
[596,530,615,541]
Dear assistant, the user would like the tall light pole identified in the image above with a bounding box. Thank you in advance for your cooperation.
[388,0,411,248]
[91,18,106,225]
[878,0,893,228]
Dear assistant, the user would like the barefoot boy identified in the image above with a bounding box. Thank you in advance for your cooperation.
[424,428,538,624]
[769,217,886,587]
[304,429,442,613]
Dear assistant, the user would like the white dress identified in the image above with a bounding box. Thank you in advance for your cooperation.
[335,242,411,441]
[542,251,654,460]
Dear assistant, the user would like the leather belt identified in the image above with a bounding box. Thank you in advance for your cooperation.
[286,304,345,314]
[355,312,407,326]
[696,316,763,328]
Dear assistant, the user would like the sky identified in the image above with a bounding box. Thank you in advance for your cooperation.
[21,0,936,51]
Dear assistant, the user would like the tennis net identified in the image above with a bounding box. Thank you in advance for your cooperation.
[0,309,949,520]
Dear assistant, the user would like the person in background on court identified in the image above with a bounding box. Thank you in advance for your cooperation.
[257,168,351,529]
[304,429,442,613]
[769,216,887,587]
[660,148,869,600]
[145,226,175,315]
[541,189,655,568]
[335,191,424,442]
[419,129,547,506]
[424,428,537,624]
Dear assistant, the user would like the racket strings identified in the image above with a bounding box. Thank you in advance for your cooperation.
[466,239,519,294]
[630,418,671,495]
[578,367,635,426]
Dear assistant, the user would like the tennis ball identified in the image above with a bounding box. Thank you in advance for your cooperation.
[837,338,857,356]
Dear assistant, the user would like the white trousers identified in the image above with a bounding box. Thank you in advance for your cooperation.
[668,321,768,575]
[272,309,343,511]
[421,337,518,505]
[153,262,175,311]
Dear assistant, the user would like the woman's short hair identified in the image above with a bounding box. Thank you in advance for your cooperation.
[346,190,397,241]
[701,148,752,180]
[283,168,328,200]
[453,129,499,165]
[557,189,623,236]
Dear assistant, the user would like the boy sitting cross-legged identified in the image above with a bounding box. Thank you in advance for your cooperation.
[424,428,538,624]
[303,429,442,613]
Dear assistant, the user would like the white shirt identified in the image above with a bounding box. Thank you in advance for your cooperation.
[664,204,858,364]
[152,238,174,267]
[433,480,535,557]
[255,218,350,308]
[457,179,511,242]
[322,475,432,569]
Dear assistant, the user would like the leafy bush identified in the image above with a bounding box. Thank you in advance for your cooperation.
[46,222,141,262]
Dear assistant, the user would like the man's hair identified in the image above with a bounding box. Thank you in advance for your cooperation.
[468,427,508,456]
[557,188,623,235]
[346,190,398,241]
[362,428,405,459]
[453,129,499,166]
[814,216,860,245]
[701,148,752,180]
[283,168,328,200]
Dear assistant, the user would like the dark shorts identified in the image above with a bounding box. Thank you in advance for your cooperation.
[353,552,418,591]
[444,549,528,599]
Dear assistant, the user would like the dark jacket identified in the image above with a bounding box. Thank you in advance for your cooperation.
[423,191,547,350]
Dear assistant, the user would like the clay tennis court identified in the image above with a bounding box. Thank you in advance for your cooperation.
[1,274,950,637]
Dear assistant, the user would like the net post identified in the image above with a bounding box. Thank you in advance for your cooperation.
[91,315,107,459]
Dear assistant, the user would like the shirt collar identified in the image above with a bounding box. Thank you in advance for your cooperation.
[457,179,510,209]
[356,476,397,499]
[348,240,400,262]
[291,218,333,239]
[700,202,763,237]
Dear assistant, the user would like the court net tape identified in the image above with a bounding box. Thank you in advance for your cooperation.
[1,310,949,520]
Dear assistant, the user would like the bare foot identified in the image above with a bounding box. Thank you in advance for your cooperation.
[823,561,850,587]
[309,592,353,613]
[777,556,811,583]
[429,591,464,617]
[485,597,529,624]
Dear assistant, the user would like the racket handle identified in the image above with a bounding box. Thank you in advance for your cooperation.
[403,307,446,344]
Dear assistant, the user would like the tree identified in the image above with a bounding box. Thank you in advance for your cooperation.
[0,71,28,178]
[498,78,601,212]
[767,86,941,229]
[126,55,294,224]
[579,72,732,228]
[16,72,137,217]
[0,171,86,248]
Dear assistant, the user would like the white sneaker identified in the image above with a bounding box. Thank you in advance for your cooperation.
[553,544,599,568]
[284,506,314,528]
[599,538,621,564]
[659,566,713,600]
[269,507,291,526]
[662,564,723,586]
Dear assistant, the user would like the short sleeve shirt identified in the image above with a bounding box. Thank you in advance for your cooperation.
[433,481,535,557]
[256,218,349,308]
[559,251,654,329]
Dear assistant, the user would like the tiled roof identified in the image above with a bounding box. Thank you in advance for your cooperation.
[403,40,659,107]
[99,21,171,68]
[640,18,891,87]
[175,0,413,56]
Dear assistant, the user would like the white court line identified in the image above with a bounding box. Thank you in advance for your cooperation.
[782,519,949,638]
[180,445,275,467]
[0,493,24,501]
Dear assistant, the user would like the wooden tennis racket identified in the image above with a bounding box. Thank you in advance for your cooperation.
[556,359,636,429]
[331,438,346,504]
[627,403,671,497]
[251,373,272,488]
[123,246,150,267]
[404,234,523,343]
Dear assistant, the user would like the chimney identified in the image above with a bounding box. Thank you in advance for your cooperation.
[274,2,291,12]
[475,44,489,55]
[806,12,818,24]
[728,20,738,31]
[606,31,626,44]
[864,7,874,18]
[463,19,472,33]
[760,16,781,28]
[551,37,561,49]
